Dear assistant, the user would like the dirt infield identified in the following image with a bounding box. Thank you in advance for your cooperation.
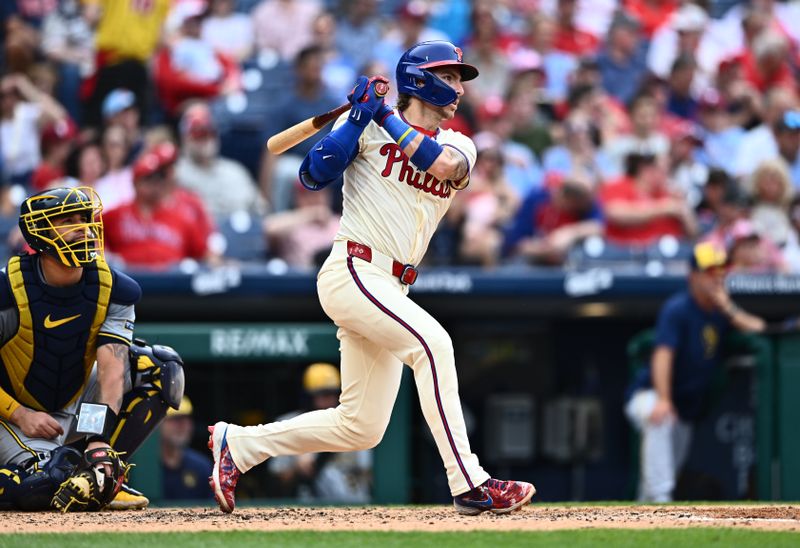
[2,505,800,534]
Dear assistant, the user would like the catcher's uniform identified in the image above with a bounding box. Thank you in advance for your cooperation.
[224,112,491,496]
[0,254,140,469]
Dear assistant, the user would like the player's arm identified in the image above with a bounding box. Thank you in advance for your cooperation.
[720,303,766,333]
[87,344,127,449]
[649,345,675,425]
[95,344,127,416]
[89,273,141,449]
[649,298,682,425]
[3,386,64,439]
[708,284,766,332]
[375,106,471,187]
[299,76,388,190]
[429,146,470,185]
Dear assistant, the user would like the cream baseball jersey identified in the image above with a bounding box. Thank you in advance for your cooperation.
[332,110,477,266]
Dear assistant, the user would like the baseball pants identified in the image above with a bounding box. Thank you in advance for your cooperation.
[625,389,693,502]
[225,241,490,496]
[0,361,134,469]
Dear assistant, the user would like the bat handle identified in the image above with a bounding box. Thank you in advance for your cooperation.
[375,82,389,98]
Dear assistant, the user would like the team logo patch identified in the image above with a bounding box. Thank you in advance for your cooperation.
[379,144,452,199]
[454,47,463,62]
[125,320,135,331]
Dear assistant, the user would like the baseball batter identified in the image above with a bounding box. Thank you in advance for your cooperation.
[209,41,535,515]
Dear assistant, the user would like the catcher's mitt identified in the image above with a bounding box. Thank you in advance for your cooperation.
[51,447,130,512]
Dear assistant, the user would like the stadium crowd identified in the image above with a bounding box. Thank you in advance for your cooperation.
[2,0,800,274]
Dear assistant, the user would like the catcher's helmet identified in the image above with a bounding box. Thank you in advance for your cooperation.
[396,40,479,107]
[302,362,340,394]
[19,186,104,267]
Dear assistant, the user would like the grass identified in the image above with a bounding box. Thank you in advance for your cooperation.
[1,530,799,548]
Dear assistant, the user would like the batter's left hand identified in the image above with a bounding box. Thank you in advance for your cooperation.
[347,76,389,105]
[346,76,390,127]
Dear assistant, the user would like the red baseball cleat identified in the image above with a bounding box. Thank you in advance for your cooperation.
[453,478,535,515]
[208,422,241,513]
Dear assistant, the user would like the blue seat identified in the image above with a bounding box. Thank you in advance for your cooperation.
[647,236,695,262]
[216,211,268,263]
[568,237,648,268]
[219,126,269,180]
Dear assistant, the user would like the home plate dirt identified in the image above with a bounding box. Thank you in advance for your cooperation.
[3,505,800,533]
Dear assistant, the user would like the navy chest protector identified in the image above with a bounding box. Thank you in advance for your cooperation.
[0,255,112,412]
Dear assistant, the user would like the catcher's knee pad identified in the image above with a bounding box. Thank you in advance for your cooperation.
[128,338,185,409]
[9,446,81,511]
[109,340,185,458]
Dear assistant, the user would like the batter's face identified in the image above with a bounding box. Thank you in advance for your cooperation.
[429,67,464,119]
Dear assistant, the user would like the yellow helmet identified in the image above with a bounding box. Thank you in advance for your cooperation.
[302,362,340,394]
[691,241,727,272]
[166,395,194,418]
[19,186,104,267]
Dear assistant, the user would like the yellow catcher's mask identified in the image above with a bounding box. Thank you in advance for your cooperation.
[19,186,104,268]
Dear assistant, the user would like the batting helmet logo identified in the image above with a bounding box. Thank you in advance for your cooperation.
[396,40,479,107]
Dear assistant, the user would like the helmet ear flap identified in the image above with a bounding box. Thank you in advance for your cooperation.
[410,69,459,107]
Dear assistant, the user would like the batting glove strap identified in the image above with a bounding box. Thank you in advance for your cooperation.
[374,103,393,125]
[347,104,373,128]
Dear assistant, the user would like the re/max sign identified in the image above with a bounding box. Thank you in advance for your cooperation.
[210,329,310,357]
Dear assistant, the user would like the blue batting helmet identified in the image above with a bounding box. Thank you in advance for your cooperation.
[396,40,479,107]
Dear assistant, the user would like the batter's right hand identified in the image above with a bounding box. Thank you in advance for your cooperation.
[11,406,64,439]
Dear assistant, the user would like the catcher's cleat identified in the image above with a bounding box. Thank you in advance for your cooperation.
[453,478,535,515]
[107,483,149,510]
[208,422,240,513]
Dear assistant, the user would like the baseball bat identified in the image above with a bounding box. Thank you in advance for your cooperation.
[267,81,388,155]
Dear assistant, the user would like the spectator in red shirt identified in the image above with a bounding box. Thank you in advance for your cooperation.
[503,174,604,265]
[623,0,678,39]
[739,30,796,94]
[153,5,240,119]
[600,152,697,245]
[103,142,219,271]
[553,0,600,56]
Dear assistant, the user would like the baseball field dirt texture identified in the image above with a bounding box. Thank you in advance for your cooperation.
[2,504,800,547]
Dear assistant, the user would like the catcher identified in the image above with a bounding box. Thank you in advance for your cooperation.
[0,187,185,512]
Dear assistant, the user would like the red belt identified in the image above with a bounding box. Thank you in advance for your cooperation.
[346,241,418,285]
